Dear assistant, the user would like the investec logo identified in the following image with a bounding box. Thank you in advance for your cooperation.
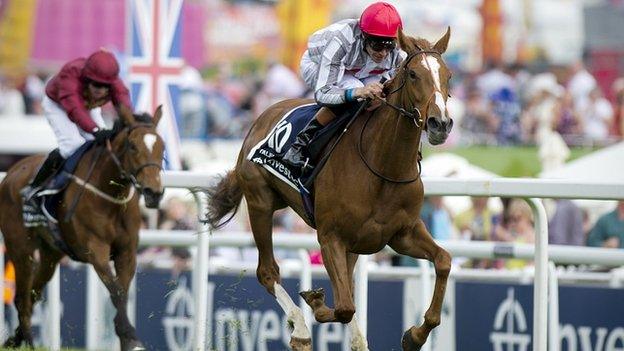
[490,288,531,351]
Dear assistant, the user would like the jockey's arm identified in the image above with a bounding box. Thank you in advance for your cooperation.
[313,38,349,105]
[56,75,99,133]
[109,78,133,111]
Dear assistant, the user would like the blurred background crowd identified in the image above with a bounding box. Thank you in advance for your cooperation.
[1,0,624,277]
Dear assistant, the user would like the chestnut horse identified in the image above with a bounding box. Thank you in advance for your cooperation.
[206,29,453,351]
[0,106,165,350]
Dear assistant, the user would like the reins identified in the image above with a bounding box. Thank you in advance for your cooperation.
[356,49,440,184]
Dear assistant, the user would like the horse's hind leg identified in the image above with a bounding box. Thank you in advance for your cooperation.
[389,220,451,351]
[244,186,311,351]
[30,245,64,304]
[3,242,36,348]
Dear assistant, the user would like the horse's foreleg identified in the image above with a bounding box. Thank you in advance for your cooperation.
[302,237,355,324]
[247,202,311,351]
[90,248,142,351]
[113,247,143,351]
[389,220,451,351]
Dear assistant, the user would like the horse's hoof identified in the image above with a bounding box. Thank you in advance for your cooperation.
[299,287,325,304]
[401,328,422,351]
[290,336,312,351]
[125,339,146,351]
[3,336,19,348]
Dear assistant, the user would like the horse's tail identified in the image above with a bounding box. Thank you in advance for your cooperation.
[204,170,243,230]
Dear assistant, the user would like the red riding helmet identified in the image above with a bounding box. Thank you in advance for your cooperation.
[359,2,403,38]
[81,49,120,85]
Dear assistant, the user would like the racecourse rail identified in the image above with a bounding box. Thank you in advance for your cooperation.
[1,171,624,351]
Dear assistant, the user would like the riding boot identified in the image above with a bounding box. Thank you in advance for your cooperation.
[20,149,64,202]
[282,118,325,169]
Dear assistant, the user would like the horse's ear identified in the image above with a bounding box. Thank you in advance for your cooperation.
[152,105,163,126]
[117,104,136,126]
[397,28,417,54]
[433,26,451,54]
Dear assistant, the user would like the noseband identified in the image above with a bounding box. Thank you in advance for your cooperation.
[106,123,163,189]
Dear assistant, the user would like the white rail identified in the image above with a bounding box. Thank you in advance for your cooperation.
[2,171,624,351]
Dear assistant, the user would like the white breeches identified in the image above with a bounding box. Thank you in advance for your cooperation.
[42,95,105,158]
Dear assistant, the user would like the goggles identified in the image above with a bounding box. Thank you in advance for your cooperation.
[366,36,397,52]
[88,80,111,89]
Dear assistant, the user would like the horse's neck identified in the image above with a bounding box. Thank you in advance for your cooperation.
[363,100,423,179]
[78,147,130,197]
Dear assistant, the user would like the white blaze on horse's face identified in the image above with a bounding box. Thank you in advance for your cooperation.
[143,133,157,153]
[421,55,447,119]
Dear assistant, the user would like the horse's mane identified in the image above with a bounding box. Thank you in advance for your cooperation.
[111,112,155,134]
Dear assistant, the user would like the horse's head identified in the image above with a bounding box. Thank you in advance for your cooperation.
[391,27,453,145]
[112,105,165,208]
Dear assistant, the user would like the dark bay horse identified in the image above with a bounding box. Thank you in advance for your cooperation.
[0,106,165,350]
[206,28,453,351]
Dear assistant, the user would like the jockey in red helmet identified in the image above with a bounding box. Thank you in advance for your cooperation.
[282,1,405,169]
[21,49,134,201]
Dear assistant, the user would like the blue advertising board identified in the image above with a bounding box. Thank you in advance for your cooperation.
[455,281,624,351]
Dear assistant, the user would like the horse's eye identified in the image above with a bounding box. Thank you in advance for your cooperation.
[409,70,418,80]
[129,143,137,151]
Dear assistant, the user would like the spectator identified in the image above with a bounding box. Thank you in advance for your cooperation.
[0,75,26,115]
[567,60,597,111]
[459,88,498,144]
[577,87,613,144]
[586,201,624,249]
[494,199,535,269]
[547,199,584,246]
[611,77,624,137]
[454,196,497,268]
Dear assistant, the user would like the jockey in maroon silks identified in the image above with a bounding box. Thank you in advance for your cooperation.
[21,49,133,200]
[282,1,405,169]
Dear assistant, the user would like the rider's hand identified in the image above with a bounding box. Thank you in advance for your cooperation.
[354,82,385,101]
[92,129,115,144]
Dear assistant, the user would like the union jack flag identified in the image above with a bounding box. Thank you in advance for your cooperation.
[128,0,184,170]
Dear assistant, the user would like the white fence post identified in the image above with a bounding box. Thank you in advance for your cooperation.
[354,254,369,338]
[46,267,61,351]
[192,191,210,351]
[527,198,548,351]
[548,261,560,351]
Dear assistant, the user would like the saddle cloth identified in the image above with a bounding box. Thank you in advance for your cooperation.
[247,103,321,190]
[247,102,361,227]
[23,141,95,227]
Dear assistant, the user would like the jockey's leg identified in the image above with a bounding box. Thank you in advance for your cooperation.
[281,109,331,169]
[20,149,64,201]
[389,219,451,351]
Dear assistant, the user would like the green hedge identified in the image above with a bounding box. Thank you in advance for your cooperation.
[423,146,596,178]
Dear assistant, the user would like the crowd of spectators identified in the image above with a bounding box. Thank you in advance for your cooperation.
[3,57,623,149]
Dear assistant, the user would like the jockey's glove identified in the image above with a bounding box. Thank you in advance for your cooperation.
[93,129,115,144]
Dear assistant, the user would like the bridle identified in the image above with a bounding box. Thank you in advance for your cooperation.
[359,49,444,184]
[106,123,163,190]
